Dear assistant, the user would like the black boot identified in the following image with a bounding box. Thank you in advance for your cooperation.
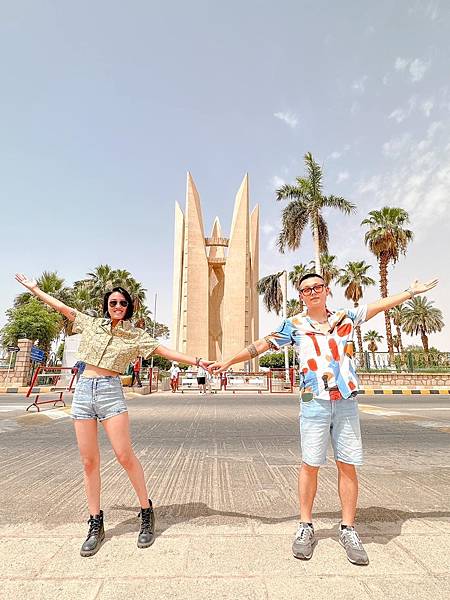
[137,499,155,548]
[80,510,105,557]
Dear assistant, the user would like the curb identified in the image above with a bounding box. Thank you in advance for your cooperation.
[359,388,450,395]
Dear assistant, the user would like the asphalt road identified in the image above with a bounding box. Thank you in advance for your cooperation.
[0,391,448,527]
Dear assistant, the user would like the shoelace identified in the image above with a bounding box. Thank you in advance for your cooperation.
[139,509,153,533]
[296,524,312,541]
[87,517,101,539]
[342,528,362,549]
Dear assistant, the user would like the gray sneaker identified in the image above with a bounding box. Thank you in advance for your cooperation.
[292,522,316,559]
[339,526,369,565]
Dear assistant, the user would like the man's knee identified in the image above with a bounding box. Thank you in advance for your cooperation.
[301,462,320,474]
[336,460,358,476]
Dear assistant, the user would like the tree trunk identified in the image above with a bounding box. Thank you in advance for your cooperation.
[312,216,321,275]
[396,325,404,353]
[420,328,429,353]
[379,254,394,357]
[356,325,363,355]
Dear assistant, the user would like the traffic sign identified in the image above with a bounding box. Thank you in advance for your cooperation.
[7,346,20,353]
[30,347,45,363]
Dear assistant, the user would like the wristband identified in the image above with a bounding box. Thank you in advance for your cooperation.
[405,287,415,299]
[195,357,202,366]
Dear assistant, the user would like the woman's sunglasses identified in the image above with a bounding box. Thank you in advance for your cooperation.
[109,300,129,307]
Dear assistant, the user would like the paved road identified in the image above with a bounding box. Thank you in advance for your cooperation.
[0,391,449,599]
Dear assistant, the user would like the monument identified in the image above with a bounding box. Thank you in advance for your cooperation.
[172,172,259,370]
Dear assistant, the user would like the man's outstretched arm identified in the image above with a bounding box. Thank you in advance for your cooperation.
[366,278,438,321]
[211,337,275,373]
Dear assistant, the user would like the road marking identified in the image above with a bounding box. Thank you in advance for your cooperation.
[44,408,71,420]
[0,404,26,412]
[399,407,450,411]
[359,403,450,432]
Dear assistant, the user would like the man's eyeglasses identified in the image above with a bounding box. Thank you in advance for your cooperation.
[299,284,325,296]
[109,300,129,307]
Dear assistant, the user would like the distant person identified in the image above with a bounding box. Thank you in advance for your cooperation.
[169,361,181,393]
[131,357,142,387]
[72,360,86,383]
[15,273,213,558]
[196,364,207,394]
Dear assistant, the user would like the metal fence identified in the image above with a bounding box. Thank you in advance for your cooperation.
[355,351,450,372]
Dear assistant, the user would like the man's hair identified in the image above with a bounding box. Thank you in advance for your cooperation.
[298,273,325,287]
[103,287,134,320]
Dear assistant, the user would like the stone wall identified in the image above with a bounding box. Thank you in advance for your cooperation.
[0,339,33,386]
[359,372,450,387]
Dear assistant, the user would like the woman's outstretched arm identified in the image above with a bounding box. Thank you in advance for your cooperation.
[15,273,77,321]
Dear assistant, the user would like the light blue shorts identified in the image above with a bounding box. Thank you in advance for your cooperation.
[71,376,127,421]
[300,396,363,466]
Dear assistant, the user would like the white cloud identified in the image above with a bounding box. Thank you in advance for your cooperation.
[337,171,350,183]
[409,58,430,82]
[389,96,417,123]
[352,75,368,93]
[394,57,431,82]
[270,175,285,189]
[382,133,412,159]
[330,151,341,159]
[273,111,298,128]
[382,74,389,85]
[422,98,434,117]
[395,57,409,71]
[357,120,450,236]
[409,0,439,21]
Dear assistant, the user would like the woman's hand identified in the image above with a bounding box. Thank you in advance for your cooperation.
[15,273,38,292]
[199,359,215,374]
[408,278,439,296]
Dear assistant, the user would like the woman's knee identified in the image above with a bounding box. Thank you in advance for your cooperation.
[80,454,100,474]
[115,449,136,470]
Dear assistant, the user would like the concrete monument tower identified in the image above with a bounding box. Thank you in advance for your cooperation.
[172,172,259,370]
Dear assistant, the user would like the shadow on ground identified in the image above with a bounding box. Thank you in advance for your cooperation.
[105,502,450,546]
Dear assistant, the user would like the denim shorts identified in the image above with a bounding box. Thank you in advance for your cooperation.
[300,396,363,466]
[71,376,128,421]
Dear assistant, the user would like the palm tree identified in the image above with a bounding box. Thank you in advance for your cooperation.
[363,330,384,366]
[276,152,355,273]
[401,296,444,353]
[338,261,375,354]
[257,272,284,315]
[289,263,311,311]
[361,207,413,356]
[390,305,407,354]
[309,253,340,287]
[286,298,302,317]
[392,334,401,353]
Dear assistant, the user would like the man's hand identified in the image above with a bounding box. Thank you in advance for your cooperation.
[15,273,38,291]
[408,278,438,296]
[210,362,228,374]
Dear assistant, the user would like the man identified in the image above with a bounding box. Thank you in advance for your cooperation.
[169,361,181,393]
[211,274,437,565]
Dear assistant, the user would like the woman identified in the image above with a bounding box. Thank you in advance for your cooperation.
[15,273,212,557]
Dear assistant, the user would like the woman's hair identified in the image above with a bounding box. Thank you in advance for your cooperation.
[103,287,134,320]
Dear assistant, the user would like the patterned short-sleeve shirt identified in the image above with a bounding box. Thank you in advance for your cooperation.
[71,311,160,374]
[266,305,367,401]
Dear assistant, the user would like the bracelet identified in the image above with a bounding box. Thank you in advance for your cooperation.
[405,287,415,299]
[195,357,202,366]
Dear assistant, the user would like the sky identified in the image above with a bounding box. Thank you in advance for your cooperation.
[1,0,449,352]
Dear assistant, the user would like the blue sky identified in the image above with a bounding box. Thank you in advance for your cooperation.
[1,1,449,350]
